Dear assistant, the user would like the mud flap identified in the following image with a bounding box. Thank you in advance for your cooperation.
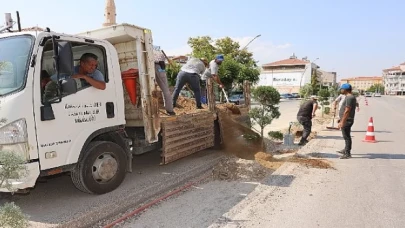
[160,112,216,164]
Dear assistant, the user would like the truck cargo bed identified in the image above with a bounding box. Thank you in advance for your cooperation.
[160,111,216,164]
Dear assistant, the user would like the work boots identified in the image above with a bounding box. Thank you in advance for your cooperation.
[298,139,309,146]
[337,149,352,159]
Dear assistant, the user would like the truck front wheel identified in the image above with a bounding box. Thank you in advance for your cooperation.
[71,141,127,194]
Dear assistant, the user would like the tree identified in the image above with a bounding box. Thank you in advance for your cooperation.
[249,86,281,137]
[367,83,384,94]
[187,36,260,90]
[0,151,29,228]
[317,88,331,117]
[311,69,320,95]
[299,83,313,99]
[165,61,181,87]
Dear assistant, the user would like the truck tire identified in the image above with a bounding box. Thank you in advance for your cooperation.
[71,141,127,194]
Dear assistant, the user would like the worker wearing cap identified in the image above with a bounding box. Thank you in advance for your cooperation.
[337,83,357,159]
[200,55,225,104]
[296,95,319,146]
[172,57,208,109]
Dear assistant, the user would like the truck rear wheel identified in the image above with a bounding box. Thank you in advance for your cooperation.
[71,141,127,194]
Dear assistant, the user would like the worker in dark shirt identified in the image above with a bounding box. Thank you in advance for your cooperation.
[296,95,319,146]
[337,83,357,159]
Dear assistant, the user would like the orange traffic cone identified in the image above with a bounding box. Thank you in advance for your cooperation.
[363,117,376,143]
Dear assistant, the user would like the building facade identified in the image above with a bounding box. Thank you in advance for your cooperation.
[318,70,337,87]
[258,54,320,93]
[382,63,405,95]
[339,77,383,91]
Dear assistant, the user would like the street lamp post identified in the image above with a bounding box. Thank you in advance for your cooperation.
[241,34,261,50]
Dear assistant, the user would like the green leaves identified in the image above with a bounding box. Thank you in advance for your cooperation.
[187,36,260,89]
[366,83,384,93]
[249,86,281,137]
[252,86,281,106]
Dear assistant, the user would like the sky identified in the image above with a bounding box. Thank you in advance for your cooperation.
[2,0,405,79]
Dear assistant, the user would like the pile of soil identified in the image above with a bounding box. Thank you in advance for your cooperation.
[288,155,334,169]
[212,156,270,181]
[158,96,241,116]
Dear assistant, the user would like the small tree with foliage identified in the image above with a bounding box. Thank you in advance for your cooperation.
[165,61,181,87]
[317,88,331,117]
[299,83,313,99]
[0,151,29,228]
[367,83,384,94]
[311,69,320,95]
[249,86,281,137]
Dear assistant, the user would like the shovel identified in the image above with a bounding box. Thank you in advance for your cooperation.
[326,110,339,130]
[222,88,229,103]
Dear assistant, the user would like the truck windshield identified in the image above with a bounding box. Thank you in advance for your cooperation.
[0,35,33,96]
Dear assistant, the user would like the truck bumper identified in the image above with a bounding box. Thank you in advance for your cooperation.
[0,161,40,192]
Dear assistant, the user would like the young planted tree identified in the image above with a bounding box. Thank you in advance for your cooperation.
[299,83,313,99]
[317,88,331,117]
[249,86,281,137]
[0,151,29,228]
[310,69,320,95]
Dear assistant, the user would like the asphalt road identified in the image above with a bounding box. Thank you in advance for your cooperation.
[119,95,405,228]
[0,149,223,228]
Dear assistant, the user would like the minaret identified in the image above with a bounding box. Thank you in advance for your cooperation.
[103,0,117,27]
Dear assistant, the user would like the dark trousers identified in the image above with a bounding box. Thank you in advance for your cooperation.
[297,116,312,142]
[200,80,207,104]
[341,119,354,154]
[172,71,202,108]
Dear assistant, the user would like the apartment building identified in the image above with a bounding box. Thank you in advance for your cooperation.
[382,62,405,95]
[339,77,383,91]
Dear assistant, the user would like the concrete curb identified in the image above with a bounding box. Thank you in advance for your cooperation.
[57,154,225,228]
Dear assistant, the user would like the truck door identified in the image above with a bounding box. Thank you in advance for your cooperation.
[33,34,124,171]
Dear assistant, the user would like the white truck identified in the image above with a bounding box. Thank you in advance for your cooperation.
[0,15,251,194]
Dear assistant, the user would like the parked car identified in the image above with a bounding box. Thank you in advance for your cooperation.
[228,94,245,105]
[365,92,372,97]
[280,93,293,99]
[291,93,300,98]
[374,92,381,97]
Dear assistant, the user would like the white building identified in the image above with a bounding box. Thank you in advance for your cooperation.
[258,54,320,93]
[382,62,405,95]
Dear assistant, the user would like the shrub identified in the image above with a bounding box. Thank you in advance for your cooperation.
[268,131,283,140]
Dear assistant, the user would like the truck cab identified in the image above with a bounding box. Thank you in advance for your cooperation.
[0,21,252,195]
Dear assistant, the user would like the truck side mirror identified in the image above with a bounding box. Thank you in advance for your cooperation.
[57,41,74,75]
[61,78,78,95]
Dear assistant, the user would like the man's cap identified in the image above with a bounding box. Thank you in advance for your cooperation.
[340,83,352,90]
[215,54,224,61]
[310,95,318,99]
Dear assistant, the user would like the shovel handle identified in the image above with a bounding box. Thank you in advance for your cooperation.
[222,88,229,103]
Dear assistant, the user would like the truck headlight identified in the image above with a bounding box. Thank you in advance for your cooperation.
[0,119,29,161]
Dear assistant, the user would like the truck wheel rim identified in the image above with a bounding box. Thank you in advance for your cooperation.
[92,153,118,183]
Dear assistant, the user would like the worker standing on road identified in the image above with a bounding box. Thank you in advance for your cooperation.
[296,95,319,146]
[200,55,225,104]
[172,57,208,109]
[333,93,359,121]
[337,83,357,159]
[153,48,176,116]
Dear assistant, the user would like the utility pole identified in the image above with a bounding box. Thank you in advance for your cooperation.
[241,34,261,50]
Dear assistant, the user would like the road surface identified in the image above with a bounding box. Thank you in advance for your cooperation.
[0,149,223,228]
[119,95,405,228]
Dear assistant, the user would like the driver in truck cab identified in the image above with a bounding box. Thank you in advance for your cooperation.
[50,53,106,90]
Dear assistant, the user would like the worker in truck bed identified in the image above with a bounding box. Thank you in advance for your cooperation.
[172,57,209,109]
[200,54,225,105]
[153,49,176,115]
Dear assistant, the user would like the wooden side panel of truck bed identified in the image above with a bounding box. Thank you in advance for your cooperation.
[160,111,216,164]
